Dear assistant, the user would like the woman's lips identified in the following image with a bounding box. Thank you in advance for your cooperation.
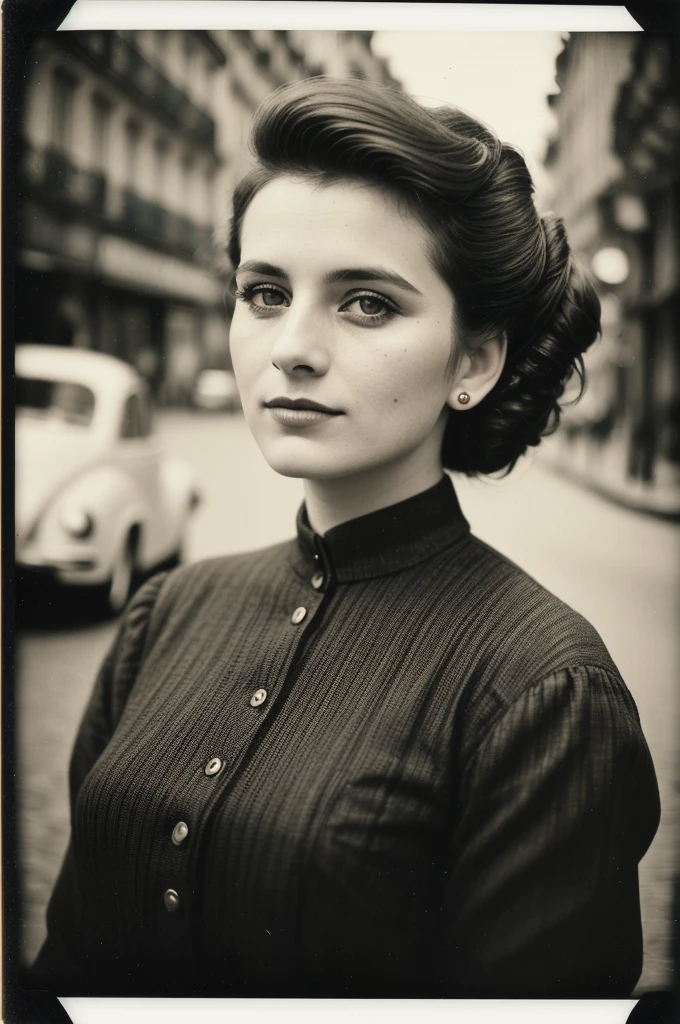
[266,406,342,427]
[263,397,344,428]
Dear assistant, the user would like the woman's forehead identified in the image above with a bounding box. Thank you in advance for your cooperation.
[239,176,440,281]
[249,172,391,206]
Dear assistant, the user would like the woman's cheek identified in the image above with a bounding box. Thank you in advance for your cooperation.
[230,331,258,395]
[362,348,411,397]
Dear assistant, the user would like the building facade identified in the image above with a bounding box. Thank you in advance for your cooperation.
[16,30,400,403]
[18,30,228,404]
[608,33,680,496]
[543,32,680,515]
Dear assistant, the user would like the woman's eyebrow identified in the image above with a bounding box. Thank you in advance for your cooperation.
[324,267,423,295]
[236,260,288,278]
[236,260,422,297]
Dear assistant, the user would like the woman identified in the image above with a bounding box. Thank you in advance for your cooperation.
[30,78,660,999]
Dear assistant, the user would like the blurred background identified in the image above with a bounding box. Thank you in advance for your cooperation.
[13,28,680,994]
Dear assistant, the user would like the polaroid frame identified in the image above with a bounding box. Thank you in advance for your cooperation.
[2,3,678,1024]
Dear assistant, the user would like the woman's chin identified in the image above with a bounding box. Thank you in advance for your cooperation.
[265,459,309,480]
[264,458,341,481]
[260,448,355,482]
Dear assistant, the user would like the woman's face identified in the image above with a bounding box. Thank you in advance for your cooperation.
[230,176,461,484]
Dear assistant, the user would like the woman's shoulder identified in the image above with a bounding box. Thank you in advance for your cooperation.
[134,537,295,634]
[451,530,616,667]
[442,531,628,738]
[162,537,295,591]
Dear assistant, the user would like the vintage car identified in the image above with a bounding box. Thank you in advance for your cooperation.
[16,344,201,614]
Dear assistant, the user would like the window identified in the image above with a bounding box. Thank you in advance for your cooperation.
[153,137,169,198]
[124,120,142,186]
[203,165,215,223]
[120,392,152,439]
[180,155,196,216]
[138,393,153,436]
[51,70,78,150]
[91,93,112,168]
[17,378,95,427]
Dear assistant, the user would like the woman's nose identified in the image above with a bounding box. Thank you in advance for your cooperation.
[270,303,330,377]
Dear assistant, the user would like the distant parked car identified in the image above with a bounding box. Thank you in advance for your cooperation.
[191,369,241,412]
[16,345,201,614]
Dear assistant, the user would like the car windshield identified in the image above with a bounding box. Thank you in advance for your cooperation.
[16,377,96,427]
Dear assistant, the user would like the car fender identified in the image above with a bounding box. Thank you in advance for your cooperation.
[35,463,147,575]
[157,454,201,547]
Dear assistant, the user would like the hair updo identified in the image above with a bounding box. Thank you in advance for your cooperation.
[228,77,601,475]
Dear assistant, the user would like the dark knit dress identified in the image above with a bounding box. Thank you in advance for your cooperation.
[30,476,660,997]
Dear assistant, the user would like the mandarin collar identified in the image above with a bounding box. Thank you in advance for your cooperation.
[291,474,470,584]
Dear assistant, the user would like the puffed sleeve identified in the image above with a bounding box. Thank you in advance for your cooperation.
[28,572,168,990]
[446,665,660,997]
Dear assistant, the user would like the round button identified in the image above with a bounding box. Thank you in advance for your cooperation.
[204,756,223,776]
[164,888,180,913]
[250,688,268,707]
[172,821,189,846]
[311,572,324,590]
[291,606,307,624]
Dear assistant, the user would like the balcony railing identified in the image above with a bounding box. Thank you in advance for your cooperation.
[21,143,213,262]
[65,32,216,149]
[23,145,106,213]
[120,188,212,257]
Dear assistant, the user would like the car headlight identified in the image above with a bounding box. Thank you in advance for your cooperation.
[60,506,94,539]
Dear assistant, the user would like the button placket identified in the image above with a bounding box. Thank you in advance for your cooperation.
[163,751,230,921]
[160,535,338,927]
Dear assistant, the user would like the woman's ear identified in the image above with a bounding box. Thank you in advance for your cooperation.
[446,330,507,411]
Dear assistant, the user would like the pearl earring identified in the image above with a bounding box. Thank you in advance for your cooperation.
[457,392,471,405]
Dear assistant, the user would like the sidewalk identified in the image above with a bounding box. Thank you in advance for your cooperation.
[540,432,680,521]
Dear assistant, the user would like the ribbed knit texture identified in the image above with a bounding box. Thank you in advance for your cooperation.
[31,476,660,998]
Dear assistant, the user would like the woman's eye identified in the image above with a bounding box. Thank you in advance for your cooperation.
[253,289,287,307]
[341,293,397,321]
[356,296,385,315]
[235,283,289,313]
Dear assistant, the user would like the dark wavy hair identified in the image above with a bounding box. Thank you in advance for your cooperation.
[228,77,601,475]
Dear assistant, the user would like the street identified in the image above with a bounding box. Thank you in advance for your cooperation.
[16,410,679,993]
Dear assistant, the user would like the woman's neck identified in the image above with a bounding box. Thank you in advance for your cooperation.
[303,454,445,536]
